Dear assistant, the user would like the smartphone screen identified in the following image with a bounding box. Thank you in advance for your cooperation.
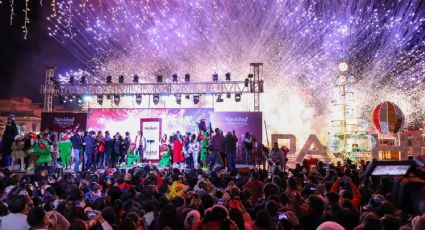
[278,212,287,220]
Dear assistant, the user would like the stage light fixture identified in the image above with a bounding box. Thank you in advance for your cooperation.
[172,74,178,82]
[245,78,249,87]
[77,95,83,104]
[248,74,254,78]
[175,94,182,104]
[97,95,103,105]
[184,73,190,82]
[185,94,190,99]
[106,95,111,101]
[225,72,231,81]
[193,95,200,104]
[69,76,75,84]
[133,75,139,83]
[212,73,219,81]
[114,95,120,105]
[157,75,163,83]
[80,76,87,84]
[153,95,160,105]
[216,94,224,103]
[106,75,112,84]
[69,95,74,102]
[135,94,142,105]
[235,93,241,102]
[119,75,124,83]
[226,93,231,98]
[59,95,66,104]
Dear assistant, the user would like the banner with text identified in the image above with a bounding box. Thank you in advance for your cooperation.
[41,112,87,133]
[210,112,262,164]
[141,118,162,161]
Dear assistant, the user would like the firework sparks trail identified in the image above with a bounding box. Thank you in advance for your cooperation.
[47,0,425,142]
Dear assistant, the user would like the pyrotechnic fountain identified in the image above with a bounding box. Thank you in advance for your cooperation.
[7,1,425,150]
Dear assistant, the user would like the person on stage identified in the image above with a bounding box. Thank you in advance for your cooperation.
[119,132,131,166]
[58,131,72,169]
[183,132,192,169]
[28,134,52,166]
[25,132,38,170]
[112,132,122,168]
[83,131,96,170]
[269,142,285,173]
[104,131,113,168]
[199,130,209,169]
[71,129,83,173]
[134,131,146,163]
[211,128,225,168]
[158,134,170,167]
[126,143,140,168]
[189,133,200,169]
[49,132,59,170]
[173,132,184,168]
[1,114,18,167]
[11,135,25,170]
[95,131,105,168]
[244,132,254,165]
[224,130,238,171]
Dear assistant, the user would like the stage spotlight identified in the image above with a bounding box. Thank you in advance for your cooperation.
[119,75,124,83]
[80,76,87,84]
[216,94,223,103]
[175,94,182,104]
[185,73,190,82]
[133,75,139,83]
[76,95,83,104]
[68,95,74,102]
[114,95,120,105]
[157,75,163,83]
[226,93,231,98]
[245,78,249,87]
[212,73,218,81]
[225,72,231,81]
[97,95,103,105]
[235,93,241,102]
[106,95,111,101]
[135,94,142,105]
[172,74,178,82]
[69,76,75,84]
[153,95,160,105]
[193,95,200,104]
[106,75,112,84]
[248,74,254,78]
[185,94,190,100]
[59,95,66,104]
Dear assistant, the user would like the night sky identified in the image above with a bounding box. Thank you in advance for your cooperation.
[0,1,83,102]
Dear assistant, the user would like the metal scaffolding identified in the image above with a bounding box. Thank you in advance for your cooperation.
[41,64,266,111]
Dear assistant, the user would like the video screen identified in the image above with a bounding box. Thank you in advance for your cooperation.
[371,165,410,176]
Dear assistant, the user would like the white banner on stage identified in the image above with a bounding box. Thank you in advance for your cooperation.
[141,118,162,161]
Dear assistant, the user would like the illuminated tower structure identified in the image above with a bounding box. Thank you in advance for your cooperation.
[328,62,368,160]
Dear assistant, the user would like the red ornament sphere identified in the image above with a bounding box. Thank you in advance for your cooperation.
[371,101,405,134]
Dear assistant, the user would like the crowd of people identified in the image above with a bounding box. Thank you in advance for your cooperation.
[0,115,424,230]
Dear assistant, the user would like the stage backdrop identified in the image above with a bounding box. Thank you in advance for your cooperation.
[87,108,212,141]
[210,112,263,164]
[41,112,87,133]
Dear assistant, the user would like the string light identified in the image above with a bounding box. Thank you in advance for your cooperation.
[22,0,29,39]
[9,0,14,26]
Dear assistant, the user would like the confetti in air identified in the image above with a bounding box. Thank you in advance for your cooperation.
[9,1,425,141]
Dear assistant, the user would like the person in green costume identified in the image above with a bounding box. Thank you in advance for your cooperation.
[58,132,72,169]
[35,138,52,165]
[199,131,209,168]
[126,143,140,168]
[158,134,170,167]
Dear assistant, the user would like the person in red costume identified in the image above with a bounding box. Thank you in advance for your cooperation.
[331,176,361,208]
[173,131,184,167]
